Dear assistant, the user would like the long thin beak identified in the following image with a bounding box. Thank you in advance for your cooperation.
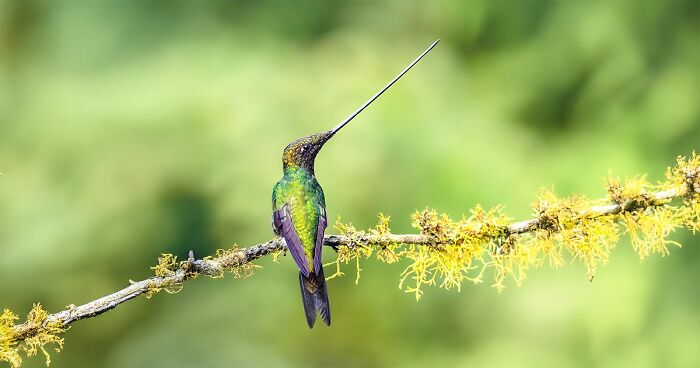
[327,39,439,138]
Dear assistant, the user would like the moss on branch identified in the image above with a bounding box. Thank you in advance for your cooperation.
[1,153,699,367]
[327,153,700,297]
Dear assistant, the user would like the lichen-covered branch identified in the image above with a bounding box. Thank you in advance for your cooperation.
[2,153,699,368]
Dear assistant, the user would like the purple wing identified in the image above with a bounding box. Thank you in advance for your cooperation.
[273,205,311,277]
[313,206,327,275]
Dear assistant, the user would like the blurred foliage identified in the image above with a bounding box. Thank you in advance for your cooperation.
[1,1,699,367]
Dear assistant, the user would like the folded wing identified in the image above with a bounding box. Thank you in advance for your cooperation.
[273,205,311,277]
[313,206,327,275]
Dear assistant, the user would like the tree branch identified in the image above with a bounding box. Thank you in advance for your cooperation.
[2,153,699,368]
[11,180,699,334]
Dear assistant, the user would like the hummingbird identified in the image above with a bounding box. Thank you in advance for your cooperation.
[272,40,439,328]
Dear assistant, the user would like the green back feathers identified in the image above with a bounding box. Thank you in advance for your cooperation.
[273,167,326,266]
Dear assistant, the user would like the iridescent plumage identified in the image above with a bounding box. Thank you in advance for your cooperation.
[273,133,332,327]
[271,40,439,328]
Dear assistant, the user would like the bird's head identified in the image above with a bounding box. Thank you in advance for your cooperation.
[280,39,439,176]
[282,130,333,174]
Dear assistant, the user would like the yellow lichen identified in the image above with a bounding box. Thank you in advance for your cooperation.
[489,235,536,291]
[684,200,700,233]
[371,214,401,264]
[151,253,179,278]
[325,217,374,284]
[400,206,510,299]
[665,152,700,192]
[0,305,66,368]
[146,248,261,298]
[210,247,261,278]
[270,250,284,263]
[606,175,656,209]
[145,253,183,297]
[667,152,700,232]
[621,206,683,259]
[530,189,620,280]
[0,309,21,367]
[325,153,700,299]
[560,214,619,280]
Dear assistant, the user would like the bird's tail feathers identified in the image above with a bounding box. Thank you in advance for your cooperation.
[299,268,331,328]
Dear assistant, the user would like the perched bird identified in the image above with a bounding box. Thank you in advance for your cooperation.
[272,40,439,328]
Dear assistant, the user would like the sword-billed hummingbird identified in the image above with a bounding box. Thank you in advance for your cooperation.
[272,40,439,328]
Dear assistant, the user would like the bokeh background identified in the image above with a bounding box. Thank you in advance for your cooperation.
[1,1,699,367]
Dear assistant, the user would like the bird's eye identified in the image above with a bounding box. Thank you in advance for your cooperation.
[301,144,311,152]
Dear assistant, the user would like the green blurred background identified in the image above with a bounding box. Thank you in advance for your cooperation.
[1,1,699,367]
